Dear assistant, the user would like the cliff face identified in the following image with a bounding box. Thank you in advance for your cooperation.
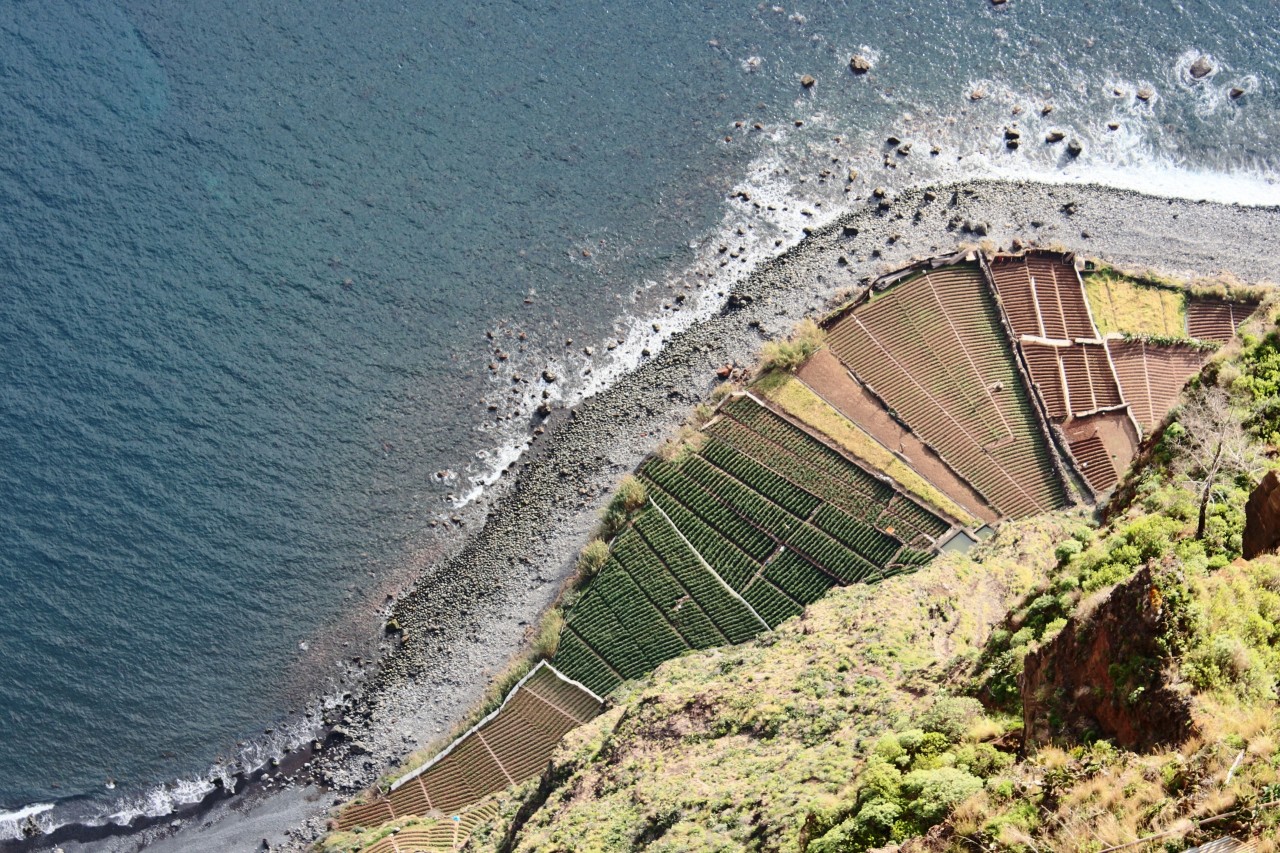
[1243,470,1280,560]
[1020,565,1195,752]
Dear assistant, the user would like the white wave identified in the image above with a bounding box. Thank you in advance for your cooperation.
[443,62,1279,517]
[0,801,56,840]
[453,438,528,509]
[107,777,218,826]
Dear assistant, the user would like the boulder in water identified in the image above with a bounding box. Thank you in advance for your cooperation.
[849,55,871,74]
[1189,54,1215,79]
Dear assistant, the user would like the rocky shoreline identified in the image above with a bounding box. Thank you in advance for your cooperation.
[36,178,1280,853]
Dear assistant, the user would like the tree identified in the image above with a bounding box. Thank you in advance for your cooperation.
[1168,385,1267,540]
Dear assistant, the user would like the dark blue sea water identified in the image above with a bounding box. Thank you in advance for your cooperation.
[1,0,1277,838]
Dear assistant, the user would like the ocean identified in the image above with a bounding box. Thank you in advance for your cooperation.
[1,0,1277,841]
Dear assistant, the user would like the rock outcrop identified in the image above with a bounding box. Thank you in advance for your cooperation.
[1189,55,1216,79]
[1021,566,1195,752]
[1243,470,1280,559]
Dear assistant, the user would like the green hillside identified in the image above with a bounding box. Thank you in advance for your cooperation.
[466,299,1280,853]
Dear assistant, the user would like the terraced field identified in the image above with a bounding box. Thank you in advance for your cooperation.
[1019,340,1124,418]
[337,663,602,831]
[1061,412,1138,494]
[329,249,1260,849]
[354,802,500,853]
[1106,339,1212,433]
[552,508,766,696]
[1187,295,1257,344]
[990,252,1096,341]
[826,262,1069,518]
[552,395,945,697]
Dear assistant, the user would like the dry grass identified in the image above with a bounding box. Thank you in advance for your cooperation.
[751,368,979,526]
[1085,270,1188,337]
[965,717,1006,742]
[757,318,825,374]
[655,425,706,462]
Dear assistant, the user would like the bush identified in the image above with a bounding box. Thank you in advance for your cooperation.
[858,757,904,802]
[915,732,951,759]
[576,539,610,579]
[533,608,564,658]
[1054,539,1083,564]
[613,475,648,514]
[917,697,985,741]
[872,734,907,767]
[808,800,902,853]
[1184,634,1272,699]
[954,743,1012,777]
[599,504,628,540]
[901,767,985,824]
[759,318,825,373]
[1074,515,1182,593]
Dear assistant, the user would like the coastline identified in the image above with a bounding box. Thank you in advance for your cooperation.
[25,177,1280,853]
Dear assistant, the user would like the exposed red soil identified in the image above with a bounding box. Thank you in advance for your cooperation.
[1060,410,1141,495]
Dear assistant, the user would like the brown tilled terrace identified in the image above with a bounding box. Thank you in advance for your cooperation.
[826,260,1069,519]
[1106,338,1214,434]
[1186,295,1257,344]
[987,251,1138,495]
[336,662,602,832]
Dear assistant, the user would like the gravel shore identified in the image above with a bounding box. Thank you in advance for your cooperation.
[40,178,1280,853]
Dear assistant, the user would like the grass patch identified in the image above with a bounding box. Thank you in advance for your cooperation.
[468,512,1073,853]
[758,318,825,374]
[1084,270,1188,338]
[753,368,979,527]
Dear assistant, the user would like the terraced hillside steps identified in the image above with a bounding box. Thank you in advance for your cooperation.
[985,251,1140,495]
[553,394,948,698]
[989,251,1097,341]
[826,261,1070,518]
[552,505,769,697]
[330,249,1260,849]
[1186,295,1258,344]
[336,663,602,831]
[1106,339,1212,434]
[354,802,500,853]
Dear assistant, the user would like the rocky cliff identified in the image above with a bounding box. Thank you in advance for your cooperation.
[1020,565,1195,752]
